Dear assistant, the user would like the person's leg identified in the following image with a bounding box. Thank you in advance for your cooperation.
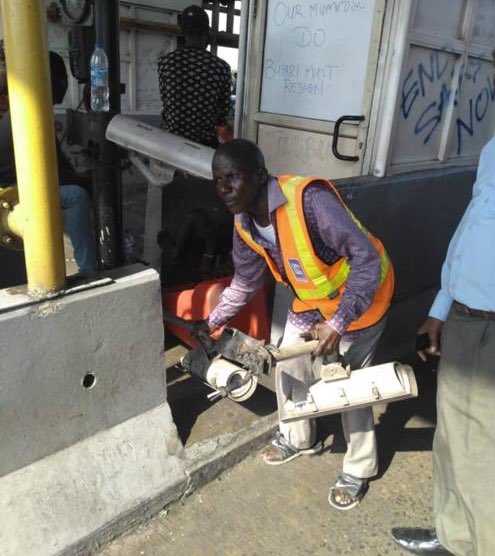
[60,185,96,274]
[433,311,495,556]
[277,319,316,449]
[262,319,321,464]
[328,317,386,509]
[339,318,387,477]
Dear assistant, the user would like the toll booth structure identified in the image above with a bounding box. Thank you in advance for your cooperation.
[237,0,495,351]
[0,3,263,556]
[0,1,495,555]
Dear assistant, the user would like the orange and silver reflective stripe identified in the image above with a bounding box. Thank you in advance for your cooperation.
[282,176,350,299]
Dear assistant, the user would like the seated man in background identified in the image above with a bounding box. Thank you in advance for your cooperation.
[156,5,233,282]
[0,51,96,275]
[157,4,232,148]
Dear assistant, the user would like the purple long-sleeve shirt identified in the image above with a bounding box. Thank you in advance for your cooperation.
[208,177,381,338]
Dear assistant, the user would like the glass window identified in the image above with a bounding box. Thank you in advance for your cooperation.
[413,0,465,39]
[449,57,495,158]
[471,0,495,46]
[217,46,238,71]
[392,47,457,164]
[218,11,227,33]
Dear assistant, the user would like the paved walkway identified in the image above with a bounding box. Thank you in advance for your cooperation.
[98,404,435,556]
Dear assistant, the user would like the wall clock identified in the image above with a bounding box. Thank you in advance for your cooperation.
[60,0,91,24]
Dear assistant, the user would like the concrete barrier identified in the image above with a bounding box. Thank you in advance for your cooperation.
[0,265,187,555]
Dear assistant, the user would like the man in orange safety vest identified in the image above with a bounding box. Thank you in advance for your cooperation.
[196,139,394,510]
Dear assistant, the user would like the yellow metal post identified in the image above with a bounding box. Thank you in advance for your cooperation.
[0,0,65,294]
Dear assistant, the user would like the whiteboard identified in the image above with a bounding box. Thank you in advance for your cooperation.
[260,0,376,121]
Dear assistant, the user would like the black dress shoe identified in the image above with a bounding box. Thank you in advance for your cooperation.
[391,528,453,555]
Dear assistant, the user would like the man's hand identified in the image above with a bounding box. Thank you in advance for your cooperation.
[417,316,443,362]
[216,124,233,144]
[191,320,217,352]
[300,322,341,357]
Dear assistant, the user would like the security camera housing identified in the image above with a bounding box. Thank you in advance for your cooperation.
[105,114,214,179]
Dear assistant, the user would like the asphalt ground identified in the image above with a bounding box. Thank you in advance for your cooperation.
[97,356,437,556]
[97,430,433,556]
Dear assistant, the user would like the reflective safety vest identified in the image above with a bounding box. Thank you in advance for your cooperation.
[234,175,394,332]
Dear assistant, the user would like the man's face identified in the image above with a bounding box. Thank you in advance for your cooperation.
[213,153,263,215]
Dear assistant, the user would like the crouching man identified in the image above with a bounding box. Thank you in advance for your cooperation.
[196,139,394,509]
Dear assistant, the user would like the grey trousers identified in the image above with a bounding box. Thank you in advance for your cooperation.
[276,317,386,479]
[434,310,495,556]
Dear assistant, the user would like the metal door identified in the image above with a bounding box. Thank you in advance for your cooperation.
[239,0,386,178]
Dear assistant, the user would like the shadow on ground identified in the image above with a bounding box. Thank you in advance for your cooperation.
[316,353,437,479]
[166,322,439,472]
[165,332,278,447]
[375,354,437,477]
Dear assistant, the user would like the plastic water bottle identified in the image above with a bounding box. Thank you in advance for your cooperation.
[90,44,110,112]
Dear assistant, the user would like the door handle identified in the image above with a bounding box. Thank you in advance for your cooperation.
[332,115,365,162]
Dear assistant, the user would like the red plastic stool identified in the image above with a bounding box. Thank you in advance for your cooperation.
[162,276,272,348]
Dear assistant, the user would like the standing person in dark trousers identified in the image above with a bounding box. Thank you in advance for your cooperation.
[195,139,395,509]
[0,51,96,275]
[157,4,232,148]
[392,50,495,556]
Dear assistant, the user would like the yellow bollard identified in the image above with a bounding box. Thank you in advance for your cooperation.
[0,0,65,294]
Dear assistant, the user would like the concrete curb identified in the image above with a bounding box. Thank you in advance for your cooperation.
[184,413,278,493]
[82,413,278,555]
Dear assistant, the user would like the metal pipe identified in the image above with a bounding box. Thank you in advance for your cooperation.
[0,186,22,249]
[95,0,121,114]
[6,201,23,240]
[92,0,123,268]
[0,0,65,294]
[234,0,250,137]
[371,1,414,177]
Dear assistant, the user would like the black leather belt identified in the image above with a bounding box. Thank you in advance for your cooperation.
[454,301,495,320]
